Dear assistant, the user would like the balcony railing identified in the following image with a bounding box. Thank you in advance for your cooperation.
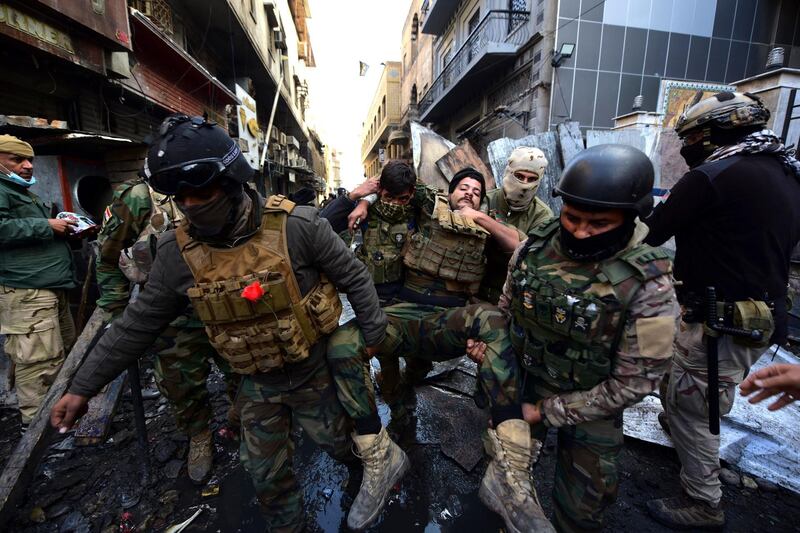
[419,10,531,117]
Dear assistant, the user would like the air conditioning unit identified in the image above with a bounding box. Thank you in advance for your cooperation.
[273,29,287,51]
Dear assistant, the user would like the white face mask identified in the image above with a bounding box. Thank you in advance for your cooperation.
[501,147,548,211]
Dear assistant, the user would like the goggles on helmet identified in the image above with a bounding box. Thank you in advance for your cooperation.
[145,158,227,195]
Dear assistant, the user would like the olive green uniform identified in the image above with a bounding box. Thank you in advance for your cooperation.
[0,176,76,424]
[327,185,520,422]
[493,219,678,531]
[96,181,239,436]
[72,192,386,532]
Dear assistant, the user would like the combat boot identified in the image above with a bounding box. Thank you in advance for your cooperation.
[646,493,725,530]
[347,427,410,530]
[187,429,213,484]
[479,419,555,533]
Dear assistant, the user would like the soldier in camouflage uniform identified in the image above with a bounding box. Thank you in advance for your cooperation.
[52,115,387,533]
[326,167,530,530]
[321,161,433,417]
[481,146,553,304]
[96,179,240,483]
[472,144,678,533]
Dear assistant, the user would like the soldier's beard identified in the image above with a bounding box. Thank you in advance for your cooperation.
[559,219,635,262]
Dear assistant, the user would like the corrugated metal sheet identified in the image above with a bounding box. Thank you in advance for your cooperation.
[487,131,563,213]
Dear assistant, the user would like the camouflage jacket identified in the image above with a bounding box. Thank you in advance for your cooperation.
[499,220,679,427]
[95,181,152,315]
[486,188,553,236]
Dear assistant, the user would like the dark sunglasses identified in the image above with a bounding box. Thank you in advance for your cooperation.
[146,158,226,195]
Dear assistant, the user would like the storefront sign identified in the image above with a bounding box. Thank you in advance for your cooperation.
[235,84,260,170]
[0,4,75,53]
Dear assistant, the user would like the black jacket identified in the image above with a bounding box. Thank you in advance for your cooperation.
[645,153,800,342]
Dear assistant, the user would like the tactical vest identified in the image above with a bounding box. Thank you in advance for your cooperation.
[175,195,342,374]
[509,219,671,392]
[355,203,413,284]
[402,194,488,294]
[119,186,184,283]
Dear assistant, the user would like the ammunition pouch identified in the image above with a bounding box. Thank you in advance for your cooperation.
[177,195,342,375]
[683,295,774,348]
[188,271,342,374]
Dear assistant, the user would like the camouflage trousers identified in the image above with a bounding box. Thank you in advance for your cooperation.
[661,320,764,506]
[150,323,241,436]
[523,379,623,532]
[0,285,76,424]
[237,362,352,532]
[327,302,519,421]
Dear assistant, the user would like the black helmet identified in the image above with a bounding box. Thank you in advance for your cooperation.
[143,114,253,195]
[554,144,654,217]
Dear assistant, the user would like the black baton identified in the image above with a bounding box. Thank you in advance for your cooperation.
[704,286,765,436]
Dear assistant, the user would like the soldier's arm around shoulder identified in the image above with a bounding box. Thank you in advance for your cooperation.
[541,252,679,427]
[95,181,152,315]
[70,231,191,397]
[290,206,387,346]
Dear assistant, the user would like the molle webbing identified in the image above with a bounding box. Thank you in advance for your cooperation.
[175,195,342,374]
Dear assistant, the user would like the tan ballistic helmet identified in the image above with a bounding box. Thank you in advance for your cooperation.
[675,91,770,137]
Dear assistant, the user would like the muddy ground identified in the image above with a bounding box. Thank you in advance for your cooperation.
[3,351,800,533]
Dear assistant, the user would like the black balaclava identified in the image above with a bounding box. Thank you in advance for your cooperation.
[179,179,249,239]
[559,204,637,262]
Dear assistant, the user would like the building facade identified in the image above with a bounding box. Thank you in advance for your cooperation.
[360,61,402,178]
[551,0,800,131]
[403,0,799,157]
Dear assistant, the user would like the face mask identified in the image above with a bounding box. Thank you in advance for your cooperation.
[374,199,413,223]
[679,142,709,168]
[0,167,36,188]
[502,174,539,211]
[178,192,235,237]
[559,220,635,262]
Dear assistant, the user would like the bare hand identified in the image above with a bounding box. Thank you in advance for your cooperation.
[349,177,380,200]
[348,200,370,233]
[522,402,542,424]
[48,218,77,237]
[50,393,90,432]
[456,205,483,222]
[740,363,800,411]
[466,338,486,365]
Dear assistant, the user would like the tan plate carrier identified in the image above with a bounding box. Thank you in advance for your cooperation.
[175,195,342,374]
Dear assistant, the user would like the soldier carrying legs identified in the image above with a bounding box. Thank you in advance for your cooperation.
[50,115,387,533]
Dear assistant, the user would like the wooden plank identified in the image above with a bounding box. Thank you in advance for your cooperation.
[557,121,584,166]
[73,373,127,447]
[435,140,496,191]
[0,309,105,528]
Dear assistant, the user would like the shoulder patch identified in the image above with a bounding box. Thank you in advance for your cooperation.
[607,245,672,284]
[530,216,560,238]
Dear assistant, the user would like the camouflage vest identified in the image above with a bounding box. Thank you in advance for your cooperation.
[119,186,184,283]
[175,195,342,374]
[509,219,671,391]
[403,194,488,294]
[355,202,414,284]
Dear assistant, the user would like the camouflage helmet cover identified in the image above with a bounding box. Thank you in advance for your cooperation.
[674,91,770,137]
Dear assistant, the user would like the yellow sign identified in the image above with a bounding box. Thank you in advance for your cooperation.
[659,81,734,129]
[0,4,75,53]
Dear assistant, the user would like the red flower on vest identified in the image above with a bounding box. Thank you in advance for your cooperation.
[241,281,265,301]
